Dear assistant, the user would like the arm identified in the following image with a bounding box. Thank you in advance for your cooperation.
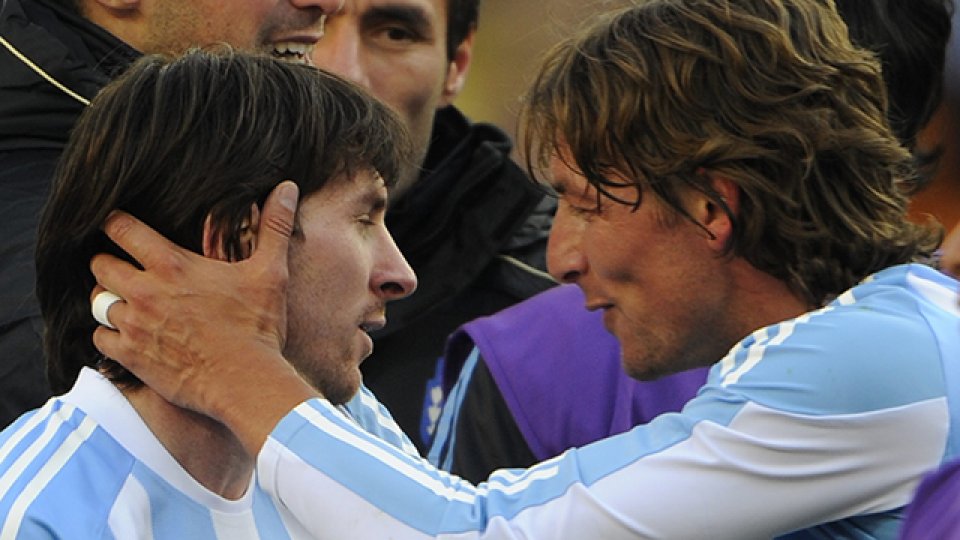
[90,181,315,456]
[258,380,945,538]
[91,198,953,537]
[248,288,957,538]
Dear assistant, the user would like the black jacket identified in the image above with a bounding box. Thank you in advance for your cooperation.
[0,0,138,427]
[362,106,556,450]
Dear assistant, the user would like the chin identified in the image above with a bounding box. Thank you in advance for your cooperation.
[304,362,363,406]
[621,351,674,381]
[319,380,361,406]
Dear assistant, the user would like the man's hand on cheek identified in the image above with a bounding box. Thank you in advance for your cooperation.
[90,181,319,455]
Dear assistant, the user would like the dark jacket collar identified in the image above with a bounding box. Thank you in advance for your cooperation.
[380,106,549,332]
[0,0,138,152]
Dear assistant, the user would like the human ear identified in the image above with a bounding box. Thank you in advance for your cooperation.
[202,203,261,262]
[439,27,476,107]
[691,168,740,251]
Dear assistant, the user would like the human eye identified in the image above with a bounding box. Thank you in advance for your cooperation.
[379,24,419,43]
[358,195,387,228]
[563,198,600,220]
[365,7,432,47]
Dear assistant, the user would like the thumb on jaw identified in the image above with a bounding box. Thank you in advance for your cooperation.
[254,181,299,267]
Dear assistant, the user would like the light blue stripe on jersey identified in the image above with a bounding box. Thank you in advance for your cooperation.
[275,397,648,533]
[907,270,960,461]
[713,264,950,416]
[128,463,220,539]
[0,402,131,540]
[342,384,419,457]
[0,368,319,539]
[266,264,960,536]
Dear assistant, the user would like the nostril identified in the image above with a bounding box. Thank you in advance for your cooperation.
[380,281,405,297]
[560,271,580,284]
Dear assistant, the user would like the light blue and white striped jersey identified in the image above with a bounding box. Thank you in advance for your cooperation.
[256,264,960,539]
[0,368,415,539]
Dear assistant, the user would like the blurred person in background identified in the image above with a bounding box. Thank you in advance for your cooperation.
[0,0,341,428]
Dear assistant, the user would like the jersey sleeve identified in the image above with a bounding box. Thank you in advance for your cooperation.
[255,274,955,538]
[341,384,419,457]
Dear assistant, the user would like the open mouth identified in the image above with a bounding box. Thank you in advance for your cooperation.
[271,41,315,64]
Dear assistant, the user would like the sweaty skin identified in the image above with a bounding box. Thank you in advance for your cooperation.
[91,181,314,455]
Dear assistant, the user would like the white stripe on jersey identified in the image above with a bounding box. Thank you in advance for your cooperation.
[908,271,960,316]
[0,401,56,467]
[211,506,261,540]
[1,413,97,540]
[261,440,428,540]
[355,388,418,456]
[721,305,835,387]
[0,403,77,500]
[299,402,564,500]
[298,403,478,504]
[107,476,155,540]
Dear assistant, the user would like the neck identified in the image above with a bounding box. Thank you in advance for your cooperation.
[727,258,812,336]
[122,385,253,500]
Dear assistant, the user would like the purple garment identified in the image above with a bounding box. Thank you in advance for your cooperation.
[900,459,960,539]
[453,284,708,461]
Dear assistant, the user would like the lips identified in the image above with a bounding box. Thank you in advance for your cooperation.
[359,315,386,333]
[584,299,614,312]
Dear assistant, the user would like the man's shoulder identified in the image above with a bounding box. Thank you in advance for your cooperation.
[710,264,960,417]
[0,399,136,538]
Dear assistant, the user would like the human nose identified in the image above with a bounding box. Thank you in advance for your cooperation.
[311,23,372,89]
[373,230,417,301]
[547,204,588,284]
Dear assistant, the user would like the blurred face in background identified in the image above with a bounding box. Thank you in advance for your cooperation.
[311,0,473,198]
[138,0,339,62]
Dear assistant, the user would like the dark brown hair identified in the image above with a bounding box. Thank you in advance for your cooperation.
[446,0,480,60]
[37,48,411,393]
[835,0,953,191]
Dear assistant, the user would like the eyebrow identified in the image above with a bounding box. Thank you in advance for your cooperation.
[357,178,388,211]
[361,4,434,36]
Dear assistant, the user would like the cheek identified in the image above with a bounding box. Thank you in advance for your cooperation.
[583,222,641,280]
[371,57,445,120]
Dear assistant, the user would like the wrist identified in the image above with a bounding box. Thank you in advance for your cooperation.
[207,347,320,456]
